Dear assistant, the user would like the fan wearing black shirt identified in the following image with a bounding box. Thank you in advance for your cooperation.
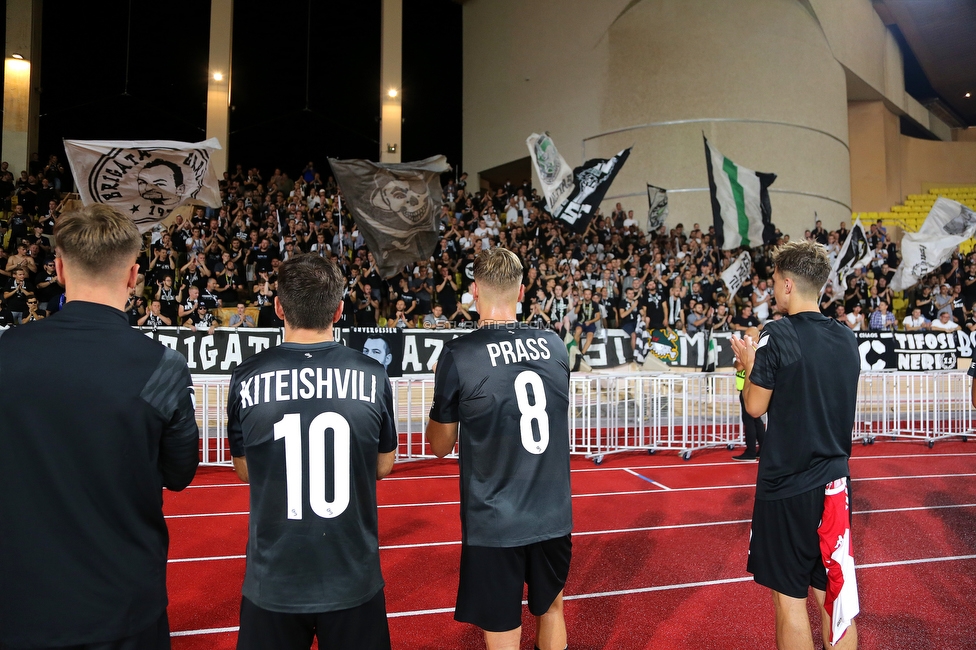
[427,247,572,650]
[228,255,396,650]
[731,304,759,331]
[731,241,860,650]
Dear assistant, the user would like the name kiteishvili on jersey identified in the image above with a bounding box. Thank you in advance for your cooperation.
[239,367,380,410]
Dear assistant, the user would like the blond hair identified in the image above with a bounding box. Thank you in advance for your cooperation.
[472,247,523,291]
[54,205,142,275]
[773,240,831,295]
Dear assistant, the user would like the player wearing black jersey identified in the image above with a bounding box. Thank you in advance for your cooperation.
[731,241,860,650]
[0,205,199,649]
[427,247,572,650]
[228,255,396,650]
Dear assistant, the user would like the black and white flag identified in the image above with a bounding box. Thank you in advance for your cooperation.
[647,183,668,232]
[328,155,450,278]
[721,251,752,296]
[704,136,777,250]
[555,147,631,233]
[825,217,873,295]
[63,138,222,233]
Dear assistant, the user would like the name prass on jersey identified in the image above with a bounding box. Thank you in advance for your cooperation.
[238,367,379,410]
[486,336,552,366]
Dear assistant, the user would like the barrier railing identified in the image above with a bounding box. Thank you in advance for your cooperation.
[194,376,232,466]
[854,371,973,447]
[192,371,974,467]
[568,373,742,462]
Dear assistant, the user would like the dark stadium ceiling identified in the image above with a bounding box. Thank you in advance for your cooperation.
[873,0,976,128]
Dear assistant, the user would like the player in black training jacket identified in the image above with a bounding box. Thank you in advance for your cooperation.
[731,241,861,650]
[228,255,397,650]
[0,205,199,650]
[427,247,573,650]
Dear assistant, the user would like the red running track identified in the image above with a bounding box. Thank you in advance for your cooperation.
[164,441,976,649]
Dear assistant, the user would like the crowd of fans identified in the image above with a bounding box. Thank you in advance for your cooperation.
[3,156,976,349]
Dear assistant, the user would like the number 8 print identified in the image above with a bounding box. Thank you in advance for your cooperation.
[514,370,550,454]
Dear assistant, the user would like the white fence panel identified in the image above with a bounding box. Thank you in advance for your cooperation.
[192,371,975,467]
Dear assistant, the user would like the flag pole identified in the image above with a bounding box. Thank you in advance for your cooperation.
[337,193,344,260]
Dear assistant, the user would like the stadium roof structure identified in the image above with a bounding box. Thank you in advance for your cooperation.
[873,0,976,127]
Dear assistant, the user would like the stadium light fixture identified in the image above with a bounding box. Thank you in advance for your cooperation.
[213,72,224,81]
[388,88,398,98]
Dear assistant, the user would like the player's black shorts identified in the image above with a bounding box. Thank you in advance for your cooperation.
[747,480,853,599]
[455,534,572,632]
[236,589,391,650]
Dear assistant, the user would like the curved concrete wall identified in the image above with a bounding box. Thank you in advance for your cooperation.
[464,0,862,238]
[586,0,851,235]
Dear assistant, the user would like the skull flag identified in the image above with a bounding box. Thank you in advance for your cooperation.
[329,155,451,278]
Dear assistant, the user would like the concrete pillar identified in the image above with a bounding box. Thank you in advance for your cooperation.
[848,100,903,213]
[3,0,42,177]
[206,0,233,176]
[380,0,402,163]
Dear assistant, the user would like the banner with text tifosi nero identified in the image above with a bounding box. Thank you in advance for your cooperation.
[854,331,973,371]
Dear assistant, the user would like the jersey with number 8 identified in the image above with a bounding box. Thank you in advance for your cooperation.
[429,325,572,547]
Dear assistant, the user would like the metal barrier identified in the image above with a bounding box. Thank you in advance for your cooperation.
[193,376,232,466]
[193,371,974,467]
[854,371,973,447]
[568,373,743,462]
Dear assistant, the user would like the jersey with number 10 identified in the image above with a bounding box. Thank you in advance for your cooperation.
[227,341,397,614]
[430,325,572,547]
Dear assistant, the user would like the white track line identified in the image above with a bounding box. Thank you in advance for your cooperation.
[622,468,671,490]
[164,471,976,518]
[166,511,248,519]
[185,483,248,489]
[858,554,976,569]
[168,553,976,636]
[178,452,976,488]
[169,554,245,563]
[170,625,239,637]
[167,503,976,562]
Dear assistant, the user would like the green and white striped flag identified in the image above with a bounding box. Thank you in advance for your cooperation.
[704,136,777,250]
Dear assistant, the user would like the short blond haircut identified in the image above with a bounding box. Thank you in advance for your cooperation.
[472,247,523,290]
[773,240,831,296]
[54,204,142,275]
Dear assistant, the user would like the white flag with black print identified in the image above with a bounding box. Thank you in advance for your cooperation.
[647,184,668,232]
[825,217,873,296]
[526,132,575,215]
[721,251,752,296]
[63,138,222,233]
[704,136,777,250]
[891,198,976,291]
